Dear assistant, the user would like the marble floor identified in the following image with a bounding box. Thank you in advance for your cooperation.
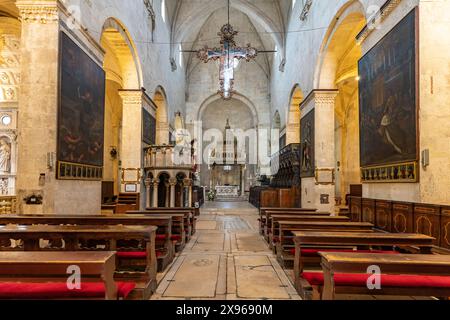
[151,201,301,300]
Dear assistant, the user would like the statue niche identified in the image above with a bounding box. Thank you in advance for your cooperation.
[0,138,11,173]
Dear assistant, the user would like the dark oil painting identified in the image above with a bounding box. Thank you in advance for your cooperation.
[58,32,105,168]
[143,108,156,145]
[300,109,315,178]
[359,9,418,168]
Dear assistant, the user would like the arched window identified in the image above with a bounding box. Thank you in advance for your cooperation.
[161,0,166,23]
[179,44,183,68]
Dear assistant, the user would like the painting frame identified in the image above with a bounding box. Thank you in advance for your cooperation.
[358,8,420,181]
[142,107,156,145]
[300,109,315,178]
[56,31,105,181]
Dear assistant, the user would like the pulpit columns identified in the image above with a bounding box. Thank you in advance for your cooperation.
[152,179,159,208]
[183,178,193,207]
[144,178,152,208]
[169,178,177,207]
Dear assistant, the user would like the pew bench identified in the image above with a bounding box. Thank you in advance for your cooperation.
[0,214,174,272]
[0,251,136,300]
[292,231,435,299]
[264,213,347,243]
[276,221,374,268]
[258,208,319,235]
[0,224,157,300]
[141,207,198,235]
[127,211,186,252]
[266,214,348,247]
[319,252,450,300]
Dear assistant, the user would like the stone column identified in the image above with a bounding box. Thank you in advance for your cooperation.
[144,178,152,209]
[169,178,177,208]
[179,181,184,207]
[118,89,156,194]
[164,181,170,207]
[241,166,246,196]
[16,0,103,215]
[152,179,159,208]
[183,178,193,208]
[300,90,338,213]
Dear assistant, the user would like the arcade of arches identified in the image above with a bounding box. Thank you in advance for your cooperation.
[0,0,449,301]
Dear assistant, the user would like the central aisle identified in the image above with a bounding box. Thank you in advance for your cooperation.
[151,201,301,300]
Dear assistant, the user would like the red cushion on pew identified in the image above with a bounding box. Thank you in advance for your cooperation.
[156,234,182,241]
[117,251,147,259]
[302,272,450,288]
[289,248,399,256]
[0,282,135,299]
[117,251,164,259]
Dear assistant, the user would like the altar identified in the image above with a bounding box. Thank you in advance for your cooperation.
[215,185,240,197]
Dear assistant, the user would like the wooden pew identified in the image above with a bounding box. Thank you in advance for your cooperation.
[264,213,347,243]
[276,221,373,268]
[292,231,435,299]
[0,251,137,300]
[142,207,198,234]
[131,208,195,236]
[269,215,350,247]
[320,252,450,300]
[0,214,174,272]
[127,211,186,251]
[0,224,157,300]
[261,211,333,238]
[259,207,318,234]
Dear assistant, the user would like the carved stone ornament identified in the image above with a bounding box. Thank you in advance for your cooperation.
[16,1,59,24]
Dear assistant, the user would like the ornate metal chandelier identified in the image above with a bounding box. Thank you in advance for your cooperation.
[196,23,258,100]
[192,0,259,100]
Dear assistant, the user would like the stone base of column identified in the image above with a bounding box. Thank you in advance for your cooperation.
[301,178,335,214]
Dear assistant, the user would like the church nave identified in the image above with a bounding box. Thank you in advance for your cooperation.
[152,202,300,300]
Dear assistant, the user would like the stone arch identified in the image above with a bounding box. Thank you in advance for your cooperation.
[197,92,259,125]
[286,84,304,145]
[314,0,366,89]
[157,171,172,179]
[154,86,169,145]
[313,1,366,202]
[101,18,143,195]
[101,17,143,89]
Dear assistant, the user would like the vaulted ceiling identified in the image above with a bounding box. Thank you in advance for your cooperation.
[170,0,293,73]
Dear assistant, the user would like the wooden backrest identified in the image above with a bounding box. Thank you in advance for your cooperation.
[0,214,172,238]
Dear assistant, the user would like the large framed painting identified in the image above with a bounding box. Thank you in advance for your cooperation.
[300,109,315,178]
[57,32,105,181]
[142,108,156,145]
[358,9,419,183]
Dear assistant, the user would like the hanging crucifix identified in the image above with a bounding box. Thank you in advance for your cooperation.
[196,24,258,100]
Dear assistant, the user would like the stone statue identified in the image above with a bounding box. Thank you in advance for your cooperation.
[0,139,11,173]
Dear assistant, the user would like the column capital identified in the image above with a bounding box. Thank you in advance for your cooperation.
[16,0,60,24]
[300,89,339,111]
[182,178,192,186]
[169,178,177,186]
[118,88,154,109]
